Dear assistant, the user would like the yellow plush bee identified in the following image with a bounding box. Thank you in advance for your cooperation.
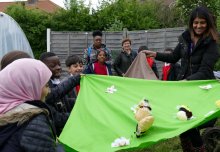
[135,99,154,138]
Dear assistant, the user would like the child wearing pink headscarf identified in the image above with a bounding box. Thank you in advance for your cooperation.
[0,59,64,152]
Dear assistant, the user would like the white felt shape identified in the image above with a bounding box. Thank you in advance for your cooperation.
[106,85,117,94]
[199,84,212,90]
[111,137,130,147]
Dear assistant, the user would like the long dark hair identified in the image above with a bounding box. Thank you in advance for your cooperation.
[188,6,218,41]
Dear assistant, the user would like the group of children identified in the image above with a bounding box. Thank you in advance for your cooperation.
[0,35,180,152]
[0,50,90,151]
[36,43,179,135]
[65,33,179,81]
[0,5,218,152]
[82,32,179,80]
[0,56,64,151]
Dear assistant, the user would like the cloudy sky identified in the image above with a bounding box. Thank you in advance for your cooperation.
[51,0,100,9]
[0,0,100,9]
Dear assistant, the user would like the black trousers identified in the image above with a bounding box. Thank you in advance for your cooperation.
[180,119,216,147]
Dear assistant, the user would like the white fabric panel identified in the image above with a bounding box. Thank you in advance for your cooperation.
[0,12,33,58]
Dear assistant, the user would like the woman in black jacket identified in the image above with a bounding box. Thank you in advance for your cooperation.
[0,59,63,152]
[142,6,219,152]
[113,38,137,76]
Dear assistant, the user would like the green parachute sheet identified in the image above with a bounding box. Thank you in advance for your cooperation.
[59,75,220,152]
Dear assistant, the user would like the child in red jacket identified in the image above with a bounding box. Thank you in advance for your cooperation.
[161,48,180,81]
[84,50,112,75]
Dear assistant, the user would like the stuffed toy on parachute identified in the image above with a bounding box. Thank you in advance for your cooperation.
[134,98,154,138]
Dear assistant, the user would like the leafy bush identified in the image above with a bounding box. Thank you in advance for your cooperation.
[176,0,220,24]
[105,18,124,31]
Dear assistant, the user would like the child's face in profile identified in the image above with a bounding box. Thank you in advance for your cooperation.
[97,51,106,64]
[44,56,62,79]
[41,83,50,102]
[68,63,83,75]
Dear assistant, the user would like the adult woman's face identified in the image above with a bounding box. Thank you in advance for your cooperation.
[93,36,102,48]
[122,41,131,52]
[193,17,207,36]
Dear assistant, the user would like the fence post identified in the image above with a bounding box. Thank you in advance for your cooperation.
[68,33,70,56]
[104,31,106,44]
[123,28,127,39]
[145,30,148,48]
[85,32,88,48]
[46,28,51,52]
[164,28,167,51]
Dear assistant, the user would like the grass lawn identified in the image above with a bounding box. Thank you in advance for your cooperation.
[120,119,220,152]
[119,137,182,152]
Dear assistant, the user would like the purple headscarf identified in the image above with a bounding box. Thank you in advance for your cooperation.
[0,58,52,114]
